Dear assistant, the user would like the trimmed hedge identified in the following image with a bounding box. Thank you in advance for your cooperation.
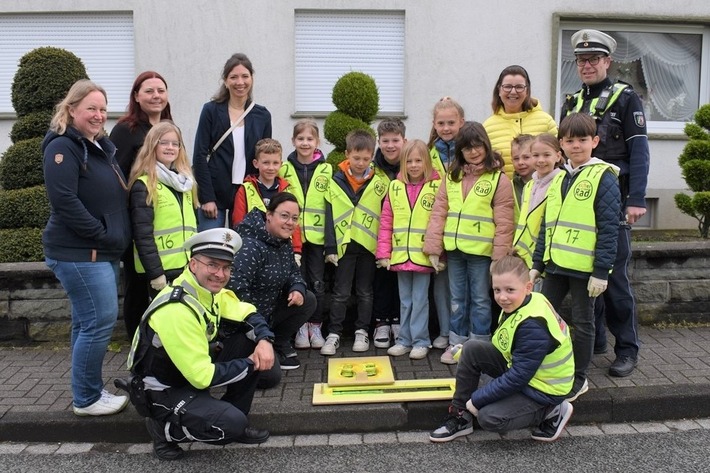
[11,47,88,116]
[332,72,379,123]
[0,186,49,229]
[0,227,44,263]
[326,150,346,168]
[10,110,53,144]
[323,111,374,151]
[0,137,44,190]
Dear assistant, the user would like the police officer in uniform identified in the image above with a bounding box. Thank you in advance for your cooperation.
[126,228,275,460]
[562,29,650,377]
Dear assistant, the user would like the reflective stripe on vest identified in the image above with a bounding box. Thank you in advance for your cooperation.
[543,164,612,273]
[329,173,388,257]
[442,171,501,256]
[569,82,628,118]
[513,180,546,269]
[389,179,440,266]
[134,177,197,273]
[279,162,332,245]
[492,292,575,396]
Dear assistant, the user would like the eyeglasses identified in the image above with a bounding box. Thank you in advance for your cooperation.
[158,140,181,148]
[575,56,604,67]
[462,143,485,153]
[275,212,300,224]
[500,84,527,93]
[193,257,232,275]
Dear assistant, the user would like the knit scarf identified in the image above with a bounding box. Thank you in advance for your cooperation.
[156,162,193,192]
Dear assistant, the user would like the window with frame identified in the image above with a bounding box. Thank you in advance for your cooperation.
[557,22,709,134]
[294,10,405,116]
[0,12,134,115]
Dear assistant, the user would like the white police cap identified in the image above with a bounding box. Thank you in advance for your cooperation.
[571,29,617,56]
[184,228,242,262]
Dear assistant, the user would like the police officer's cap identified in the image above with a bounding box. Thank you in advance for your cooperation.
[572,29,617,56]
[184,228,242,262]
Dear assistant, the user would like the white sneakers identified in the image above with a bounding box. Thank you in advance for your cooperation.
[432,335,449,350]
[320,334,340,356]
[295,322,326,349]
[374,324,391,348]
[387,344,412,356]
[409,346,430,360]
[73,389,129,416]
[440,345,458,365]
[352,329,370,352]
[294,323,310,349]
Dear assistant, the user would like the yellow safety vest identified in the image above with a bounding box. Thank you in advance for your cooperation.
[443,171,501,256]
[513,180,546,269]
[328,172,388,258]
[492,292,575,396]
[279,161,332,245]
[389,179,440,266]
[242,181,267,213]
[429,148,447,177]
[567,82,628,118]
[544,164,614,273]
[134,177,197,273]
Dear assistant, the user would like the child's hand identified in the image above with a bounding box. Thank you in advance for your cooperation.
[428,254,440,272]
[325,254,338,266]
[529,269,541,284]
[376,258,390,270]
[150,275,167,291]
[587,276,608,298]
[294,254,302,267]
[465,399,478,417]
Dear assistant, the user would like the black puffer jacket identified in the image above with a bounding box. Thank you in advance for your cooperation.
[227,209,306,318]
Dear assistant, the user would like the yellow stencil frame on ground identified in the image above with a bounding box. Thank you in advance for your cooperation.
[326,356,395,386]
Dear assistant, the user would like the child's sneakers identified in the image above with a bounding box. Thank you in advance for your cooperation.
[432,335,449,350]
[373,324,391,348]
[440,345,458,365]
[531,400,574,442]
[409,346,430,360]
[320,334,340,356]
[391,324,401,344]
[294,323,310,349]
[387,344,411,357]
[308,322,325,349]
[429,406,473,442]
[566,378,589,403]
[353,329,370,352]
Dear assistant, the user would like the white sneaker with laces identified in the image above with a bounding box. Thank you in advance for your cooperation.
[409,346,430,360]
[387,344,412,356]
[373,324,391,348]
[440,345,458,365]
[294,323,310,349]
[73,390,129,417]
[320,334,340,356]
[432,335,449,350]
[308,323,325,349]
[352,329,370,352]
[391,324,401,344]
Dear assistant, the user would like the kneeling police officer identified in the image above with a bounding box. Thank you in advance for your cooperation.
[125,228,276,460]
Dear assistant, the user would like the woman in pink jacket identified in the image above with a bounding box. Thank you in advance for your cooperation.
[376,140,441,360]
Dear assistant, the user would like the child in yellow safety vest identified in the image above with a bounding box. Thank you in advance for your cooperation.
[321,130,387,355]
[424,121,515,363]
[376,139,441,360]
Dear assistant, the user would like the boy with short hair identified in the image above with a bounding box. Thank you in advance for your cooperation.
[510,134,535,219]
[372,118,407,348]
[531,113,621,401]
[321,130,388,355]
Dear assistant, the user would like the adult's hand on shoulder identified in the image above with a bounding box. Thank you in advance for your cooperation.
[287,290,304,307]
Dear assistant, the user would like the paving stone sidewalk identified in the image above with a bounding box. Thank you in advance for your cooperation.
[1,325,709,443]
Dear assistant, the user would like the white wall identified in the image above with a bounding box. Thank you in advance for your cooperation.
[1,0,708,229]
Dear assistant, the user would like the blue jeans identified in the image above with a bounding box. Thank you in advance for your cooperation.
[197,208,227,231]
[397,272,431,347]
[432,268,451,338]
[447,250,492,344]
[45,258,120,408]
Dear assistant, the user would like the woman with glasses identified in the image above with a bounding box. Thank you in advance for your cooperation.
[483,65,558,179]
[110,71,173,338]
[227,192,315,375]
[128,121,197,301]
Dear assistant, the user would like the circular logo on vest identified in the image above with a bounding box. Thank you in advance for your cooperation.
[374,180,387,196]
[573,180,593,201]
[421,193,435,211]
[474,180,493,197]
[497,327,510,351]
[314,175,329,193]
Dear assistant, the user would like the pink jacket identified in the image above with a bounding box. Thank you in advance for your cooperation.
[376,171,441,273]
[423,166,514,261]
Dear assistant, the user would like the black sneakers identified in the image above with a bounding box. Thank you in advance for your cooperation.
[429,407,474,442]
[609,356,637,377]
[236,426,270,444]
[145,417,184,461]
[531,400,574,442]
[279,352,301,370]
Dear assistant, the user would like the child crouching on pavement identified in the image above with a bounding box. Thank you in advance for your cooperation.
[430,252,575,443]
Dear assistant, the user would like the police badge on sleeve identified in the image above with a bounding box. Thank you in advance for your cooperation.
[633,111,645,128]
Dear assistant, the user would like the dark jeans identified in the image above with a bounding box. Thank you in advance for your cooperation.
[121,247,150,339]
[270,290,317,355]
[542,273,595,381]
[301,243,327,324]
[453,340,548,432]
[373,266,400,325]
[328,242,375,335]
[595,224,640,359]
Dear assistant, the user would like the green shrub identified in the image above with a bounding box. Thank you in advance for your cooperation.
[331,72,379,123]
[0,137,44,190]
[677,140,710,167]
[680,160,710,193]
[11,47,88,116]
[0,227,44,263]
[326,150,346,168]
[323,111,374,151]
[684,122,709,141]
[0,186,49,229]
[10,110,53,143]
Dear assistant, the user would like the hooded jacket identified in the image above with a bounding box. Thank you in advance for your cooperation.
[42,127,131,262]
[227,208,306,319]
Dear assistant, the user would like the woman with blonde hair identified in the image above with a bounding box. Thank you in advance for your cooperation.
[128,121,197,295]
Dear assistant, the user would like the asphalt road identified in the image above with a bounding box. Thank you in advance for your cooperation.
[1,428,708,473]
